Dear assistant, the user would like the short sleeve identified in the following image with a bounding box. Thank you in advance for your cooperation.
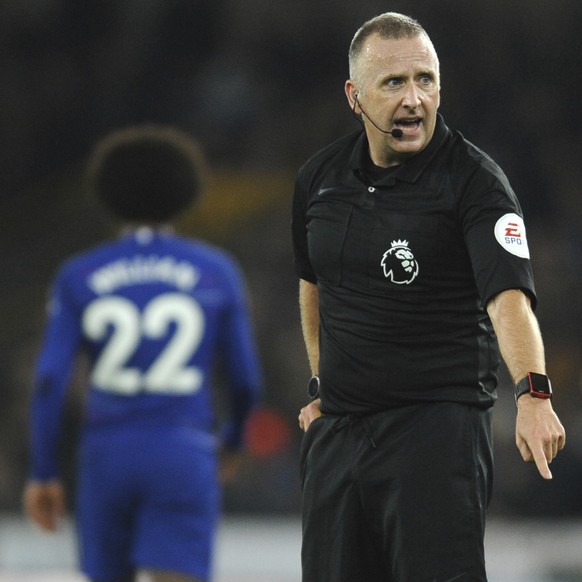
[457,161,536,309]
[291,168,317,283]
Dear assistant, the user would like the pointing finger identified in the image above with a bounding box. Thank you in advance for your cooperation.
[531,445,553,480]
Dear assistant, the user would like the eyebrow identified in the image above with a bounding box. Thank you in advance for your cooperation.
[379,69,436,83]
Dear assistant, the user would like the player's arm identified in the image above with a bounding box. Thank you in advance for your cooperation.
[218,261,262,479]
[25,272,81,530]
[298,279,322,432]
[486,288,566,479]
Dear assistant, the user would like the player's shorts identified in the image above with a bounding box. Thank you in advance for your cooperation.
[76,423,219,582]
[300,401,493,582]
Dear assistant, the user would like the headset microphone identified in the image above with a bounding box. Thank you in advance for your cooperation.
[353,94,403,138]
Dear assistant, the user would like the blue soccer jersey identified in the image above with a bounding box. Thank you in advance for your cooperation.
[30,228,262,480]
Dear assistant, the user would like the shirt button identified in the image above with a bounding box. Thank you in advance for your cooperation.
[368,186,375,193]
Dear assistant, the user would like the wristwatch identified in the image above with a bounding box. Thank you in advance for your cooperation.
[308,375,320,401]
[514,372,552,404]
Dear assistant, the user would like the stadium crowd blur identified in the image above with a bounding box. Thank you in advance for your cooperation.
[1,0,582,519]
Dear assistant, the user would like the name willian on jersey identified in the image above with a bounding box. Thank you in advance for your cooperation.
[88,255,200,295]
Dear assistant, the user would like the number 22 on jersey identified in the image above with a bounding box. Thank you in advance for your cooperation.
[82,292,205,395]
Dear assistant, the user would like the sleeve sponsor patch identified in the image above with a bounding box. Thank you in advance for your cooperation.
[494,213,530,259]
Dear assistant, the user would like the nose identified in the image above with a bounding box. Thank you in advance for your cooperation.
[402,83,421,109]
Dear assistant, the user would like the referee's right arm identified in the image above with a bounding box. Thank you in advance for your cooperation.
[299,279,320,376]
[298,279,322,432]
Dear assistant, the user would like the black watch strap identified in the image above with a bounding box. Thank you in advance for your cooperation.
[514,372,552,404]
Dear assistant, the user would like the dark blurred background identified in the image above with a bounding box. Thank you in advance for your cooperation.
[1,0,582,520]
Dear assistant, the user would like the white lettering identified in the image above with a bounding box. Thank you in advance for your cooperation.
[88,255,199,294]
[505,237,524,245]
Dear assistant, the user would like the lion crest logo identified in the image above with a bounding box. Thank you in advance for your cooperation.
[380,239,419,284]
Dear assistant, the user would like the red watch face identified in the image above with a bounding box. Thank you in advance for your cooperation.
[528,372,552,397]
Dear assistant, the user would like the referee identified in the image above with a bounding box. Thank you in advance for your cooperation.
[292,12,565,582]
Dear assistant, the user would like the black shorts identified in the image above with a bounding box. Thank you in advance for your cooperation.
[300,402,493,582]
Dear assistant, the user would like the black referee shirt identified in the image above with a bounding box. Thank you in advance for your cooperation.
[292,114,536,413]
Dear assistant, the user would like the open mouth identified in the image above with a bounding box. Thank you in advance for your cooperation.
[394,118,422,130]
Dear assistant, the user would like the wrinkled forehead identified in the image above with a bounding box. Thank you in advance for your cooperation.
[357,33,439,78]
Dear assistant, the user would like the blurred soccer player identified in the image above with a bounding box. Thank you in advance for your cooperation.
[23,125,262,582]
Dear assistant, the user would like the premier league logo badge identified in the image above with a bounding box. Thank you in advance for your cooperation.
[380,239,419,284]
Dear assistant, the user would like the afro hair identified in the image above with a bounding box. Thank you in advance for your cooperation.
[86,124,205,223]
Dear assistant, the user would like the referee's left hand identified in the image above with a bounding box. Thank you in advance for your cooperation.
[515,396,566,479]
[298,399,323,432]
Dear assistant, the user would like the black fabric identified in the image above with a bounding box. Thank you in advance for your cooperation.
[291,114,536,413]
[300,403,492,582]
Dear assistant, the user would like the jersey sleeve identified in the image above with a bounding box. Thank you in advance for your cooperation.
[215,256,262,450]
[30,265,83,480]
[291,167,318,283]
[456,156,537,309]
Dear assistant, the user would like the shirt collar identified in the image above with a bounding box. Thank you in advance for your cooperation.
[349,113,450,185]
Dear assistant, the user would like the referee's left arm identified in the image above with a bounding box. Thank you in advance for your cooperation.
[487,288,566,479]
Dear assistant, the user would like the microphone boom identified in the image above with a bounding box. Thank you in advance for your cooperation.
[354,95,403,138]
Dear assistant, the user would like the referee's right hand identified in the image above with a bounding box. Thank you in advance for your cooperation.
[299,399,323,432]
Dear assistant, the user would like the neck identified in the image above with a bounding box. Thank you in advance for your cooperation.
[367,135,406,168]
[121,224,173,237]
